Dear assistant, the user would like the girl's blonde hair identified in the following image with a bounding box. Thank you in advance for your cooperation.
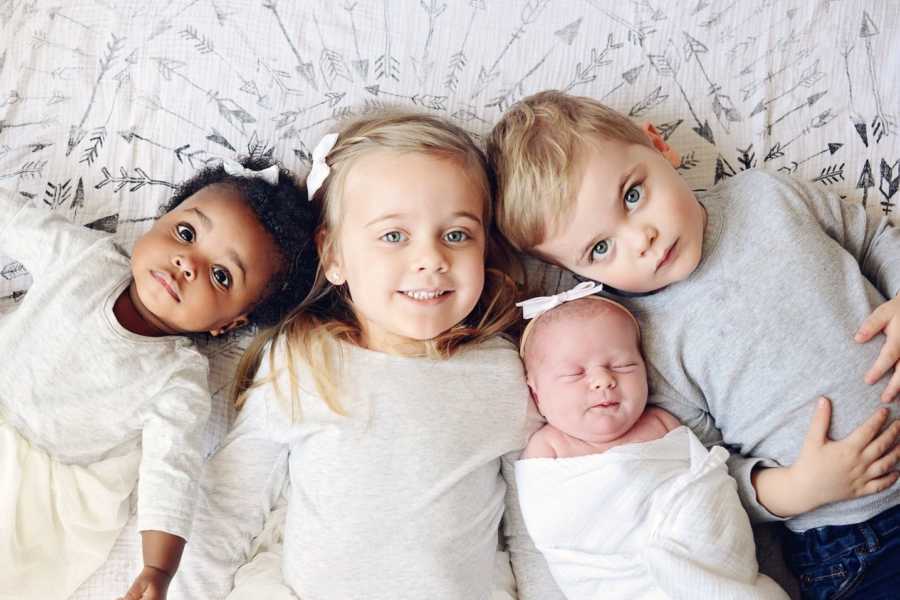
[232,110,521,417]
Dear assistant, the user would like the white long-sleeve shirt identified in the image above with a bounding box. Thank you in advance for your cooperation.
[0,192,210,539]
[173,335,565,600]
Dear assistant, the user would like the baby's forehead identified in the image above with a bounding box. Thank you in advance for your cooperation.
[523,298,639,359]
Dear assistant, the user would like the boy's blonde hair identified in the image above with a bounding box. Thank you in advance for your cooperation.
[486,90,652,254]
[233,109,520,417]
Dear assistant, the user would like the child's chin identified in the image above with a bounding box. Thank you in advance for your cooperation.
[408,328,445,342]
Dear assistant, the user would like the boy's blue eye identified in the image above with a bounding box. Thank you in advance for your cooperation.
[444,230,468,243]
[176,223,195,242]
[212,265,231,289]
[624,184,643,207]
[591,239,611,259]
[381,231,405,243]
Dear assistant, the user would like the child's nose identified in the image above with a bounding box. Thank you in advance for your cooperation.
[414,242,449,273]
[626,224,657,256]
[172,254,196,281]
[589,368,616,390]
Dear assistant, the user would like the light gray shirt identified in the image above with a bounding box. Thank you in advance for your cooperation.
[0,193,211,539]
[623,169,900,532]
[173,336,564,600]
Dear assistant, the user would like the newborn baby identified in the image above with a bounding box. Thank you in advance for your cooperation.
[514,283,787,600]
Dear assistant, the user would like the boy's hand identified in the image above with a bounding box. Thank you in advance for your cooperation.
[753,397,900,517]
[855,294,900,402]
[118,566,172,600]
[790,397,900,512]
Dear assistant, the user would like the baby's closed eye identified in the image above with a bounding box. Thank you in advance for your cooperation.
[558,370,584,380]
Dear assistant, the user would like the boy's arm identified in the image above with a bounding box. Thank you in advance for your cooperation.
[654,388,900,522]
[500,451,566,600]
[769,171,900,298]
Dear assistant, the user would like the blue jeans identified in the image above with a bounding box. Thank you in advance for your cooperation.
[783,503,900,600]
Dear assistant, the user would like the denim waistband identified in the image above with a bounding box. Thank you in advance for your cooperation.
[783,502,900,568]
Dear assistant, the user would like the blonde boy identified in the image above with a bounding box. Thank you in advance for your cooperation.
[487,90,900,598]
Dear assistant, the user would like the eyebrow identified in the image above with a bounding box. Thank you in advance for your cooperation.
[226,249,247,283]
[449,211,483,226]
[185,207,247,283]
[186,207,213,229]
[365,210,483,228]
[576,164,638,264]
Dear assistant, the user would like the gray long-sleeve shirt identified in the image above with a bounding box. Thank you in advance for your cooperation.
[173,336,564,600]
[622,169,900,532]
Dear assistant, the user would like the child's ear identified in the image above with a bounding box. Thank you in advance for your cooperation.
[315,227,343,284]
[641,122,681,168]
[526,376,542,414]
[210,315,249,337]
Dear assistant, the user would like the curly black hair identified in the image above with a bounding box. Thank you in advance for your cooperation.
[162,156,319,328]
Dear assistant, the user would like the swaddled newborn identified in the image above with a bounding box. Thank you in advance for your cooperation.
[514,286,787,600]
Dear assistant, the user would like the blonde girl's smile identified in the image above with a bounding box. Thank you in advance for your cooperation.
[400,288,453,302]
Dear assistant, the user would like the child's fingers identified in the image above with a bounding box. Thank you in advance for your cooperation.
[865,441,900,479]
[861,419,900,462]
[124,589,144,600]
[802,397,832,445]
[855,306,889,343]
[846,406,890,447]
[880,364,900,403]
[865,342,900,385]
[859,471,900,497]
[120,580,146,600]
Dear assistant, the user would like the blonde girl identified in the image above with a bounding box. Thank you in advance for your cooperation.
[172,112,563,600]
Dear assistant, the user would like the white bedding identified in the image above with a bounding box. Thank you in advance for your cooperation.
[0,1,898,598]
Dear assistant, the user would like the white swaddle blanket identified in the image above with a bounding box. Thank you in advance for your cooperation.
[515,426,788,600]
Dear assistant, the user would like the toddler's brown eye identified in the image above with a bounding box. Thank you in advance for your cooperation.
[176,224,195,242]
[212,266,231,289]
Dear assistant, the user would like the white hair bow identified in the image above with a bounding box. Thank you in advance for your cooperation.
[516,281,605,320]
[306,132,339,201]
[222,159,279,185]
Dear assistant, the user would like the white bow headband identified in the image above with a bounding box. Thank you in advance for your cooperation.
[517,281,640,357]
[306,132,339,201]
[516,281,605,320]
[222,159,279,185]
